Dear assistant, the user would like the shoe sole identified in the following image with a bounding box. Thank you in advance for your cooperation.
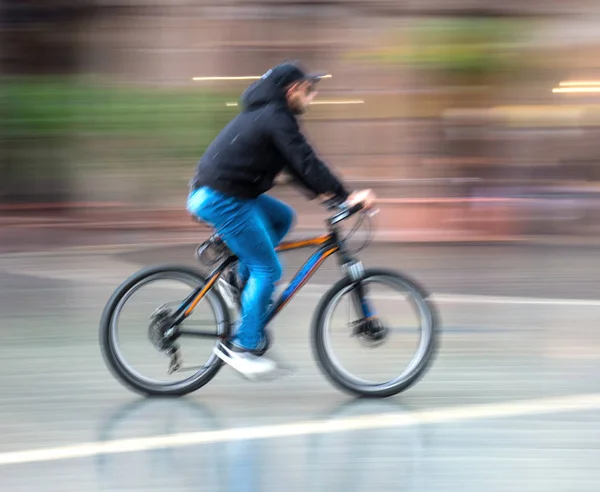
[213,345,275,380]
[213,345,293,381]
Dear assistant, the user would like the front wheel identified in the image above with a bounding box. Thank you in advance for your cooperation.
[312,268,439,398]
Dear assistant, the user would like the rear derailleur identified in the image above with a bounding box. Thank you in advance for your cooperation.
[149,306,182,374]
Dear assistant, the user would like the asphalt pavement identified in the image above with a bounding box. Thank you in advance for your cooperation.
[1,241,600,491]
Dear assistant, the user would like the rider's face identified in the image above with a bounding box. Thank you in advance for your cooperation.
[285,81,317,115]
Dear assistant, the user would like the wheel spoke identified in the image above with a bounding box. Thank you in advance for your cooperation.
[100,267,230,396]
[314,270,437,397]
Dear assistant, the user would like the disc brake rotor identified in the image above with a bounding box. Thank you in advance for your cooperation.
[351,318,390,348]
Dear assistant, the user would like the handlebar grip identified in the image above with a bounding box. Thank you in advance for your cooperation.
[328,201,364,225]
[346,202,364,216]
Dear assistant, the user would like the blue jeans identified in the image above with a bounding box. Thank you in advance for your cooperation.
[187,186,295,350]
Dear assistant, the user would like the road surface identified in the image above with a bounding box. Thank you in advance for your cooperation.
[1,242,600,491]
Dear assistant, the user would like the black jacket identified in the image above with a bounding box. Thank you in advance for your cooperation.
[190,76,350,201]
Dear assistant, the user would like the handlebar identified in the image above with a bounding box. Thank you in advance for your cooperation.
[327,202,365,226]
[323,195,375,226]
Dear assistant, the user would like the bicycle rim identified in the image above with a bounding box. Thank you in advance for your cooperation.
[108,270,225,391]
[318,272,435,393]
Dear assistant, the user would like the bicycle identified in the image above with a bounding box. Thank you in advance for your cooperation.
[99,198,439,398]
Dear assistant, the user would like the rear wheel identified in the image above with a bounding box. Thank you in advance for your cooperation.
[312,268,439,398]
[100,265,231,396]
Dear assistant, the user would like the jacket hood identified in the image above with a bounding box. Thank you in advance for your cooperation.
[241,76,286,110]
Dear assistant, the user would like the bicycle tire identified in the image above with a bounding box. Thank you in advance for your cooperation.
[99,264,231,397]
[311,268,439,398]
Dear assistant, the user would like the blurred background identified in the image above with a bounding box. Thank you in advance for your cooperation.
[4,2,600,491]
[4,0,600,246]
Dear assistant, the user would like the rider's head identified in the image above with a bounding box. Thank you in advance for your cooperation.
[266,62,328,115]
[284,79,318,115]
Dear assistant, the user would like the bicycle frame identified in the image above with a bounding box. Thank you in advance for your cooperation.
[172,233,340,331]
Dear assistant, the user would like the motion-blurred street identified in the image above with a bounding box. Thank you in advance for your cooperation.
[1,237,600,491]
[5,0,600,489]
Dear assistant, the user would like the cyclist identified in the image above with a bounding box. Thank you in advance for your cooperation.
[187,61,374,378]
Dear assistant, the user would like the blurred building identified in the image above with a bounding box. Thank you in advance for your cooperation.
[4,0,600,237]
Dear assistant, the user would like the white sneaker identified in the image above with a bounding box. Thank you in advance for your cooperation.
[213,342,277,379]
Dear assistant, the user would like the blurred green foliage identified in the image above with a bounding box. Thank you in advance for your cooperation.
[349,17,529,80]
[1,77,239,201]
[3,76,237,163]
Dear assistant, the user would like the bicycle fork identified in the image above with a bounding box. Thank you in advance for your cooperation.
[343,260,376,320]
[343,260,389,344]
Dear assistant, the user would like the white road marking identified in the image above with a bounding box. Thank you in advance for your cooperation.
[431,293,600,307]
[1,393,600,466]
[297,287,600,307]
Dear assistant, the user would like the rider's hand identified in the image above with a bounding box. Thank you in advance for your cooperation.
[347,189,376,210]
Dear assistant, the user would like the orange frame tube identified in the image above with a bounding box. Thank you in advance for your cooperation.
[183,233,335,317]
